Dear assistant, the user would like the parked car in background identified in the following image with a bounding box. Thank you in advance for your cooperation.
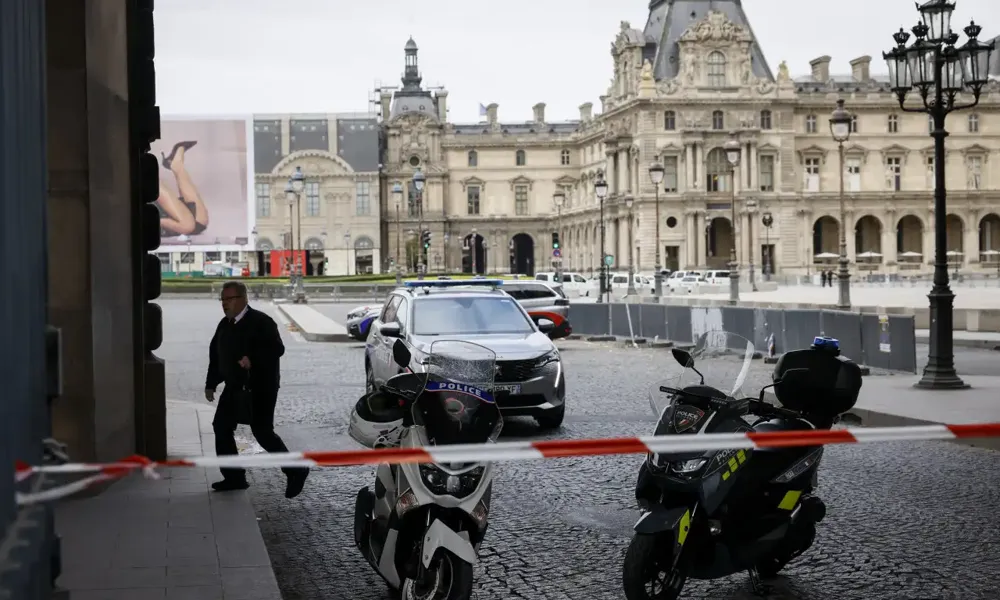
[502,280,572,339]
[535,271,594,297]
[704,270,731,285]
[346,305,381,341]
[668,274,707,293]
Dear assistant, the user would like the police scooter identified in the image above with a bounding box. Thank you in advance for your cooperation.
[623,333,863,599]
[350,339,501,600]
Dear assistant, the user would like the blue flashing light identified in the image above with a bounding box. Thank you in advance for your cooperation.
[402,279,504,289]
[812,336,840,350]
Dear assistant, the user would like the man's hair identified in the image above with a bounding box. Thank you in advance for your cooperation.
[221,281,248,299]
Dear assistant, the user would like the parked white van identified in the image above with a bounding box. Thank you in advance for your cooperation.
[535,272,594,297]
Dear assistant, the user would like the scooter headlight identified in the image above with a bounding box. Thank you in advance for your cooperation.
[419,465,484,498]
[670,458,708,475]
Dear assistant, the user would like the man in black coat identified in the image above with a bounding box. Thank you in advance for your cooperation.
[205,281,309,497]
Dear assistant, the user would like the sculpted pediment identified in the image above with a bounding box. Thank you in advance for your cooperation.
[679,10,753,44]
[844,144,870,162]
[272,150,354,175]
[757,142,779,152]
[961,143,989,155]
[460,176,486,191]
[797,145,829,164]
[658,142,683,155]
[509,175,534,191]
[553,175,578,186]
[881,143,910,155]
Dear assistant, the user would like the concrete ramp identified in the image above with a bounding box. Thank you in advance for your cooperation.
[278,305,351,342]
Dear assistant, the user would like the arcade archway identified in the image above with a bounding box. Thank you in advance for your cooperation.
[511,233,535,275]
[462,233,487,274]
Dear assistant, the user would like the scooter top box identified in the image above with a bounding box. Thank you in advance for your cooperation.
[772,345,863,420]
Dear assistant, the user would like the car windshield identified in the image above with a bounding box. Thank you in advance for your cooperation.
[413,295,534,335]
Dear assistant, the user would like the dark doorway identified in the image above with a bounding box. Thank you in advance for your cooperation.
[511,233,534,275]
[462,233,487,274]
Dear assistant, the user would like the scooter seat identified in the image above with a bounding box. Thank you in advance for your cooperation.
[752,417,814,433]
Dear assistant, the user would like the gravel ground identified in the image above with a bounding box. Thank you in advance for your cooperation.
[160,298,1000,600]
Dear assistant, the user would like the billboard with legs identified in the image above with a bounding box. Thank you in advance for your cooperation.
[153,118,252,247]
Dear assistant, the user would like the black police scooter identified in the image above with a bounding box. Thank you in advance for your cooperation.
[622,336,864,599]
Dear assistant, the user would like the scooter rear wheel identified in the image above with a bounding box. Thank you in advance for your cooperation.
[622,533,687,600]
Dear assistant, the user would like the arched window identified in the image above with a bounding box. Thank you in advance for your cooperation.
[256,238,274,251]
[706,51,727,87]
[759,110,772,130]
[705,148,732,192]
[712,110,725,130]
[467,150,478,167]
[354,236,375,250]
[304,237,324,251]
[515,149,526,166]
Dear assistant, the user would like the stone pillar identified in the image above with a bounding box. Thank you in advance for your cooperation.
[699,212,710,268]
[883,210,898,266]
[685,144,695,191]
[693,144,702,189]
[47,0,146,463]
[749,143,758,191]
[845,211,856,262]
[924,211,935,268]
[964,226,978,266]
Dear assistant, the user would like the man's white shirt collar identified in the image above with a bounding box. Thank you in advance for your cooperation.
[233,305,249,323]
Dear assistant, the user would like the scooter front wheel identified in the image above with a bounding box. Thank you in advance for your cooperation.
[622,533,687,600]
[401,551,474,600]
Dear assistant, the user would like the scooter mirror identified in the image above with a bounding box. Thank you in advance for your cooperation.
[392,339,412,368]
[839,412,864,426]
[671,348,694,368]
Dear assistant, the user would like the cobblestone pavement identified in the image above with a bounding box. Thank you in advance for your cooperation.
[161,298,1000,600]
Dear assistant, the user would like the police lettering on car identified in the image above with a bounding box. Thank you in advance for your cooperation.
[426,380,495,403]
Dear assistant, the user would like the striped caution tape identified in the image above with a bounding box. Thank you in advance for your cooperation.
[13,422,1000,506]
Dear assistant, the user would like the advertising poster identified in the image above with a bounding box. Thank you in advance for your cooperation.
[152,118,250,247]
[878,314,891,353]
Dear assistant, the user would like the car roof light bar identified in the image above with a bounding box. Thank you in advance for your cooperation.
[402,278,505,290]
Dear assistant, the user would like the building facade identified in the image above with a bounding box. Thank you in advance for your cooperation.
[252,112,382,276]
[378,0,1000,277]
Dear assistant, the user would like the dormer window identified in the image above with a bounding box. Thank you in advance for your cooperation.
[706,51,727,87]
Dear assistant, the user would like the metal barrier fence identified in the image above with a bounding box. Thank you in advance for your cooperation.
[568,303,918,373]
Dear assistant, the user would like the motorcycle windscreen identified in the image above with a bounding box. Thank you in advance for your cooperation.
[648,330,762,419]
[411,339,503,446]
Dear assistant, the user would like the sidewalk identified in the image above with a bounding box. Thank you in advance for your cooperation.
[53,400,282,600]
[915,329,1000,349]
[854,375,1000,450]
[276,304,350,342]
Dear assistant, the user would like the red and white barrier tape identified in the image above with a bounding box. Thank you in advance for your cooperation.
[14,422,1000,506]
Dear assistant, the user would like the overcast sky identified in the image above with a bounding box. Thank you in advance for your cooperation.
[155,0,996,123]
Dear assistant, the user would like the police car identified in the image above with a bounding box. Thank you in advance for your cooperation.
[364,279,566,429]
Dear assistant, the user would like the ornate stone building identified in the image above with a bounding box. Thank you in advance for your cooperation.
[252,113,382,275]
[379,0,1000,276]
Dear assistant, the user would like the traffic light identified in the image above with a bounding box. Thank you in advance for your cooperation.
[132,0,163,353]
[551,232,560,249]
[422,230,432,249]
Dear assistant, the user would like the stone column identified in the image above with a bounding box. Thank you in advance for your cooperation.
[749,143,758,191]
[699,211,710,268]
[739,148,748,193]
[605,147,616,195]
[694,144,702,189]
[685,211,696,268]
[685,144,695,191]
[964,226,979,266]
[924,211,935,269]
[882,210,898,266]
[47,0,147,462]
[845,211,856,262]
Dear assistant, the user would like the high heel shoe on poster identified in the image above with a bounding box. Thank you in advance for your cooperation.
[161,140,198,169]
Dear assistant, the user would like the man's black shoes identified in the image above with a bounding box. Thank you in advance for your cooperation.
[212,479,250,492]
[285,469,309,499]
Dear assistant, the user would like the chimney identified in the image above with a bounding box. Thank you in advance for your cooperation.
[532,102,546,124]
[579,102,593,122]
[380,91,392,120]
[850,55,872,82]
[436,90,448,121]
[809,55,832,82]
[486,103,498,125]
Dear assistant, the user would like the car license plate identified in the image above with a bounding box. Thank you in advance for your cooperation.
[492,384,522,394]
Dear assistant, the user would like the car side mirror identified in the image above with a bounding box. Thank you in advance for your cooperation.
[391,339,411,368]
[671,348,693,368]
[537,318,555,333]
[380,323,402,338]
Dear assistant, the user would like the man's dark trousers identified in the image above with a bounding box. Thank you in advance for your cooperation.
[213,384,294,481]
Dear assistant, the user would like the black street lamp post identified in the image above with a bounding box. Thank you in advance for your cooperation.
[413,169,426,279]
[595,171,609,303]
[762,212,773,280]
[883,0,994,389]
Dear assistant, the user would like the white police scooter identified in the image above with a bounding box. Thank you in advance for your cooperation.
[350,339,502,600]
